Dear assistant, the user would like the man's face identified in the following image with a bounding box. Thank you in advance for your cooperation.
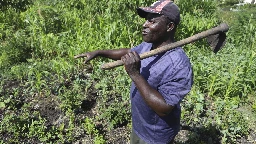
[142,13,168,43]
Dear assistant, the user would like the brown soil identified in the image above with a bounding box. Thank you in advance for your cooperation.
[1,71,255,144]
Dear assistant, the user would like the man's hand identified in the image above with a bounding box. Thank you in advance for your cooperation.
[121,51,141,77]
[74,51,99,63]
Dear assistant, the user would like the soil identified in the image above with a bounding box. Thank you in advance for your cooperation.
[1,71,256,144]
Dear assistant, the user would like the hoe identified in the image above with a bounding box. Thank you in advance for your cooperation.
[101,23,229,70]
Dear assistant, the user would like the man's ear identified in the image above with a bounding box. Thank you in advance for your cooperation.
[167,22,175,32]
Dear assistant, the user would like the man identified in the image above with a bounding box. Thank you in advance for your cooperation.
[74,0,193,143]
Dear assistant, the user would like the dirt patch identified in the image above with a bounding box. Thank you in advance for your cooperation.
[105,126,130,144]
[31,95,62,126]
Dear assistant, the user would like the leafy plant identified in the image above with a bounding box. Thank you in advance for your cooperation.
[0,0,255,143]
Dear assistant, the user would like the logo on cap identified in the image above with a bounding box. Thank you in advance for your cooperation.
[151,1,161,7]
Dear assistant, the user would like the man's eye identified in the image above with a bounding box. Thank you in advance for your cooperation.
[148,20,155,23]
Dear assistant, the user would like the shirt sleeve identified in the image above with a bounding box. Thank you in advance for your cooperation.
[157,52,193,106]
[130,42,150,54]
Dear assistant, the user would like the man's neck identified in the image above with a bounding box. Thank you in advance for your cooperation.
[151,39,174,50]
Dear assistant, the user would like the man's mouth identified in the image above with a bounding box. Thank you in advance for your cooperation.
[142,31,148,35]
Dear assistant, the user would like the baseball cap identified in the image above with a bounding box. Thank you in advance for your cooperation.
[137,0,180,25]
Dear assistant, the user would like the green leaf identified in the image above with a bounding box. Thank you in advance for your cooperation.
[0,102,5,108]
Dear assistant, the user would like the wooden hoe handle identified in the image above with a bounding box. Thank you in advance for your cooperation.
[101,23,229,70]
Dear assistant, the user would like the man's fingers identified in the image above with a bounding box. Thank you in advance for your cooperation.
[84,57,92,64]
[74,53,87,59]
[122,52,140,63]
[121,55,127,63]
[132,51,140,61]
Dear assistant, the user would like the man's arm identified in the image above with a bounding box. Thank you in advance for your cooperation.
[96,48,131,60]
[131,74,174,117]
[74,48,131,63]
[121,51,174,117]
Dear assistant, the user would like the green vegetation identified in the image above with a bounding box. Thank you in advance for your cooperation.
[0,0,255,143]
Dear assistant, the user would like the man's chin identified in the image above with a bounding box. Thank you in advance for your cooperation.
[142,38,152,43]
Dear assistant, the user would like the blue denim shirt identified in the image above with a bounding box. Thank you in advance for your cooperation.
[130,42,193,144]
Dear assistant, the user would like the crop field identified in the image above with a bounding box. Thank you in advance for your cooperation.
[0,0,256,143]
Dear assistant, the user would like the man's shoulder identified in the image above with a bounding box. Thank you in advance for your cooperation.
[166,47,186,56]
[149,47,191,75]
[131,42,152,54]
[165,47,190,65]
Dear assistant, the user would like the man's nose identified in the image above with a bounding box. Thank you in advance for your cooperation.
[143,20,149,28]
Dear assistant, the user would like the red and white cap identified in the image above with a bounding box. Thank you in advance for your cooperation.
[137,0,180,25]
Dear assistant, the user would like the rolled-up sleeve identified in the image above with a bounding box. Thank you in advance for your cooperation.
[158,64,193,106]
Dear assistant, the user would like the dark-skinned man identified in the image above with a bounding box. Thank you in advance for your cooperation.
[74,0,193,143]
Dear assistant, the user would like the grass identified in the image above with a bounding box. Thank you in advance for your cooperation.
[0,0,256,143]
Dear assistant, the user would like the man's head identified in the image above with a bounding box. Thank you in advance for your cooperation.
[137,0,180,44]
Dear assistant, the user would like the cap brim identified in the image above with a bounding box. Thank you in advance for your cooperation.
[137,7,159,18]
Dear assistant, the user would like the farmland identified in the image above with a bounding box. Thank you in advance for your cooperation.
[0,0,256,143]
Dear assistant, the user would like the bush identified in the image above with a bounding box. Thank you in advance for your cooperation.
[0,0,255,143]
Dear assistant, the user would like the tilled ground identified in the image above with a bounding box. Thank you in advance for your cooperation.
[1,73,255,144]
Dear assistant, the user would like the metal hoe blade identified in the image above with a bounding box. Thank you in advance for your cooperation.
[206,32,227,53]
